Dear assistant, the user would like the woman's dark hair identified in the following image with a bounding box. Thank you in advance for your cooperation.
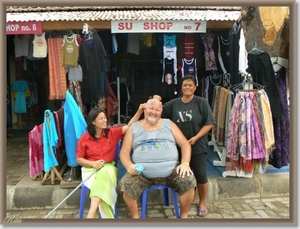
[87,107,109,139]
[179,74,197,87]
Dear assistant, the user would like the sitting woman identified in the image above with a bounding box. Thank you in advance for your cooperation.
[76,105,144,218]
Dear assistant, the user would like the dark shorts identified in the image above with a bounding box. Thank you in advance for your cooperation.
[190,153,208,184]
[177,146,208,184]
[119,167,197,201]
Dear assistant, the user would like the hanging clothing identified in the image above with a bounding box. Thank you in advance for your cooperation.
[200,33,218,71]
[52,109,64,149]
[127,33,141,55]
[141,33,155,47]
[163,34,176,48]
[78,32,108,106]
[47,37,67,100]
[229,21,241,86]
[211,86,231,146]
[69,81,86,116]
[11,80,30,113]
[200,76,209,101]
[247,52,284,118]
[161,58,176,102]
[14,35,29,57]
[63,90,87,167]
[33,33,47,58]
[43,110,59,173]
[111,34,118,54]
[162,46,177,84]
[238,28,248,75]
[225,89,274,175]
[26,35,41,61]
[181,58,198,85]
[67,65,83,82]
[269,67,290,168]
[217,33,231,88]
[62,34,79,67]
[28,124,44,178]
[217,33,230,74]
[184,33,195,60]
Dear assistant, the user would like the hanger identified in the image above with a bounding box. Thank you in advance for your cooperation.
[247,41,264,54]
[166,50,173,59]
[66,26,74,37]
[82,23,89,34]
[230,73,265,92]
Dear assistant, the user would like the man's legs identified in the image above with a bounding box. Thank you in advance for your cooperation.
[179,187,195,218]
[123,192,140,218]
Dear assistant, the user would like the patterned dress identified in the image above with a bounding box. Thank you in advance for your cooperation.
[269,67,290,168]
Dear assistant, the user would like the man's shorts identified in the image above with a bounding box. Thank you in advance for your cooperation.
[119,167,197,201]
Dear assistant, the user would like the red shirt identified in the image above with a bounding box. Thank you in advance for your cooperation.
[76,126,123,163]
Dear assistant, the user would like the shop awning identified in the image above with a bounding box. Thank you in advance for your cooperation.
[6,6,242,22]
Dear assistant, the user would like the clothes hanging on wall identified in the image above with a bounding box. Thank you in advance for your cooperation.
[11,79,30,113]
[33,32,48,58]
[127,33,141,55]
[68,81,86,116]
[162,34,177,85]
[14,35,30,58]
[229,21,241,86]
[269,67,290,168]
[200,33,218,71]
[78,31,108,106]
[62,34,79,67]
[246,52,284,118]
[162,46,177,84]
[181,58,198,85]
[47,37,67,100]
[161,58,176,103]
[26,35,43,61]
[66,65,83,82]
[184,33,195,60]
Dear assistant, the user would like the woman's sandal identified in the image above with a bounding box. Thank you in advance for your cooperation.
[197,207,208,217]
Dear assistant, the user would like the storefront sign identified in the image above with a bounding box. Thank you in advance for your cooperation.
[6,21,42,35]
[111,20,206,33]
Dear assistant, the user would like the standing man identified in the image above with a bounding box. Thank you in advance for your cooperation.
[162,74,215,217]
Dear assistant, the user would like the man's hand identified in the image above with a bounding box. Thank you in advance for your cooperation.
[126,163,139,176]
[176,163,193,178]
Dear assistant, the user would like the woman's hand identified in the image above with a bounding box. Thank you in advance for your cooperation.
[176,163,193,178]
[92,160,105,170]
[137,103,146,114]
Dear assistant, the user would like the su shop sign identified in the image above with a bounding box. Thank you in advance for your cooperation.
[111,20,207,33]
[6,21,43,35]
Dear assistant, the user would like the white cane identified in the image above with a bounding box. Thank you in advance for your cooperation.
[44,167,100,219]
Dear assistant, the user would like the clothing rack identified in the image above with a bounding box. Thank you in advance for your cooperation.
[230,73,265,91]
